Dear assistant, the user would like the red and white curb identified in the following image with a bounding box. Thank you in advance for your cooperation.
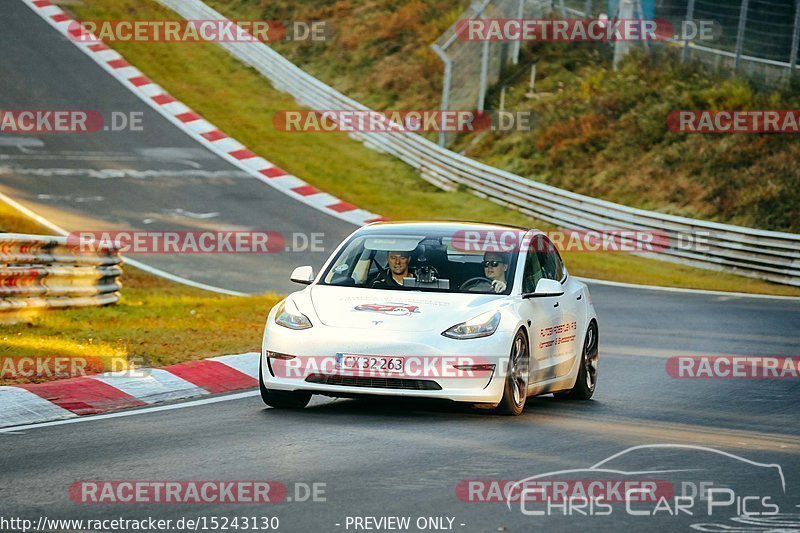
[23,0,385,227]
[0,352,260,428]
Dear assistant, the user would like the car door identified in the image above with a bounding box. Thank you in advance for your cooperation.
[538,243,582,378]
[518,238,565,385]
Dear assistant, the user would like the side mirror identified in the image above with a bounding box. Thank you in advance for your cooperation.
[290,265,314,285]
[523,278,564,298]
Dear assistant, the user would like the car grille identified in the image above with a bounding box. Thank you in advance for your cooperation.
[305,374,442,391]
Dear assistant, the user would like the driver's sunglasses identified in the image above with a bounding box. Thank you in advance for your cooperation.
[482,260,503,267]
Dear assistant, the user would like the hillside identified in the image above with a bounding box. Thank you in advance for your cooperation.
[208,0,800,232]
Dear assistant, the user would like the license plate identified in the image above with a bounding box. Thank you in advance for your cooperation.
[336,354,404,374]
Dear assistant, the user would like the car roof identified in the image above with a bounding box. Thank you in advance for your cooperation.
[360,220,535,235]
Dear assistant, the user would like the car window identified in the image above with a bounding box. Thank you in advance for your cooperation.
[319,232,519,294]
[535,235,565,282]
[553,250,565,281]
[523,234,565,286]
[324,236,365,284]
[522,251,544,293]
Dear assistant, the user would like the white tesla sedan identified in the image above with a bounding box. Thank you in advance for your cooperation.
[260,221,598,415]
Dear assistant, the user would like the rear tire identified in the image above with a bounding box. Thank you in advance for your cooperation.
[259,358,311,409]
[494,330,530,416]
[554,322,598,400]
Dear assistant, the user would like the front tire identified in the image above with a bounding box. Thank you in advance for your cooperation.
[495,330,530,416]
[554,322,598,400]
[259,358,311,409]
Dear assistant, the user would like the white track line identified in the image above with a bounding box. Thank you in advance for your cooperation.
[578,276,800,301]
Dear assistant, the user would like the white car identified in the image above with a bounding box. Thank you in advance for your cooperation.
[260,221,598,415]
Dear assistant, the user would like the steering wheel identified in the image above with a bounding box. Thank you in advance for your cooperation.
[459,277,494,292]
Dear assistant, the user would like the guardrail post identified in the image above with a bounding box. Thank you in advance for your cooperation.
[584,0,592,16]
[682,0,696,62]
[789,0,800,78]
[478,38,490,112]
[512,0,524,65]
[431,44,452,147]
[526,63,538,96]
[613,0,634,70]
[734,0,749,73]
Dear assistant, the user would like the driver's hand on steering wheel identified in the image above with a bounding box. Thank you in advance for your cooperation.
[491,280,506,293]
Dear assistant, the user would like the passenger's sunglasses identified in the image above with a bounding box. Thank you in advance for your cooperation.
[482,260,503,267]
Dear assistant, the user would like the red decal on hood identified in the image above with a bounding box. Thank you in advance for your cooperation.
[354,303,420,316]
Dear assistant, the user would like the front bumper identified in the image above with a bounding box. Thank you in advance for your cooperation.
[261,323,513,404]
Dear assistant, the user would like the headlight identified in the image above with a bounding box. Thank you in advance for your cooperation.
[442,311,500,339]
[274,299,313,330]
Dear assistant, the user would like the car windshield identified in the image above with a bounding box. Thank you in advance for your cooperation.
[319,231,519,294]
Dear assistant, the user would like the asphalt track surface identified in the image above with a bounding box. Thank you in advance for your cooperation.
[1,2,800,532]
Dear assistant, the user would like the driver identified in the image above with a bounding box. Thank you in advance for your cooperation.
[483,251,509,293]
[372,250,410,288]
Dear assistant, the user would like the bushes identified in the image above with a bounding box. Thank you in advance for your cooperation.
[464,46,800,231]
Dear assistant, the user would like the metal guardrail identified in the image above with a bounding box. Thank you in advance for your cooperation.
[0,234,122,311]
[158,0,800,287]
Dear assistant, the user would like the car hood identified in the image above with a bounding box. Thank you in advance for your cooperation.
[308,285,503,332]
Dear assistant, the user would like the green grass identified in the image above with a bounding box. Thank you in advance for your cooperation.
[64,0,800,297]
[0,201,280,385]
